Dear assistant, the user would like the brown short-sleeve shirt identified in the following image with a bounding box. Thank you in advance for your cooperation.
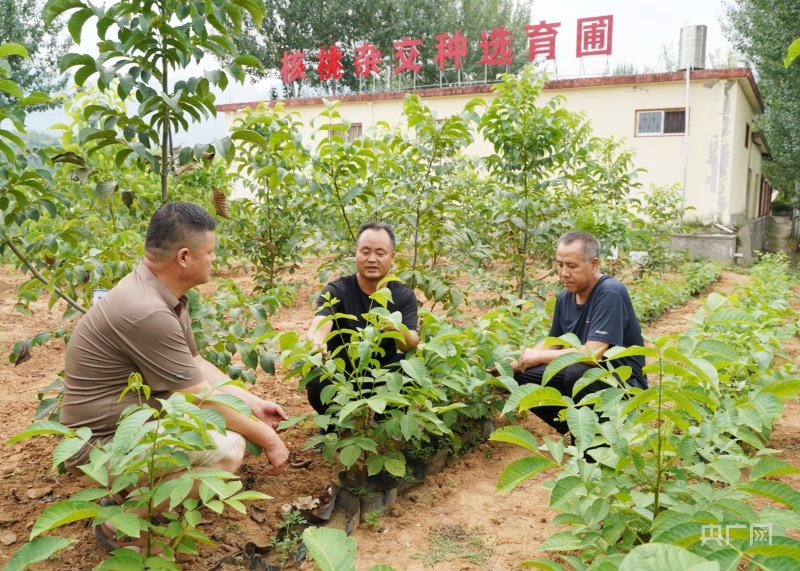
[61,262,204,439]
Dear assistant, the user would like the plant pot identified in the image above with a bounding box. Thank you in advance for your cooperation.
[358,486,398,522]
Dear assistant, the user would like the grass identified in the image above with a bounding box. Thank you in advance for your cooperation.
[411,523,494,567]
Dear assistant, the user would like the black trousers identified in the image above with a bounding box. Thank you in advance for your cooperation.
[305,352,406,415]
[514,363,609,435]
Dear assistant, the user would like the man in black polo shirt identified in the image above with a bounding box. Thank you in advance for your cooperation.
[304,222,419,414]
[512,230,647,435]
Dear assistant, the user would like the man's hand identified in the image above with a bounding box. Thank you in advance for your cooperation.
[263,431,290,476]
[251,400,288,430]
[516,348,551,371]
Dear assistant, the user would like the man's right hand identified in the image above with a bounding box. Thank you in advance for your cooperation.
[264,432,290,476]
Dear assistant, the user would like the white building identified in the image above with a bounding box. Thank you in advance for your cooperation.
[217,68,770,225]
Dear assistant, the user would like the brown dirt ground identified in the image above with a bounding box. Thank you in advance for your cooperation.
[0,266,797,571]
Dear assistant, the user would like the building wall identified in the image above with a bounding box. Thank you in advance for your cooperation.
[220,70,764,223]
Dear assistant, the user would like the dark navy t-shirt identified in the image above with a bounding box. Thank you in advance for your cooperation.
[550,275,647,388]
[315,274,418,370]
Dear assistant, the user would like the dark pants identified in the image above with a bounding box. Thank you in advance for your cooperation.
[306,352,406,415]
[514,363,609,435]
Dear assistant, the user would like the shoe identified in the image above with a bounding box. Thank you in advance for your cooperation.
[93,523,140,552]
[93,522,164,554]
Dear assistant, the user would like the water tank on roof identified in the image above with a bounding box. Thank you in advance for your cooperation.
[678,25,707,70]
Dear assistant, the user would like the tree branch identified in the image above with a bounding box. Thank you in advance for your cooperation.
[2,235,88,314]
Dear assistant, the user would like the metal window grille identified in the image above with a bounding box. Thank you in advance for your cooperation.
[636,109,686,136]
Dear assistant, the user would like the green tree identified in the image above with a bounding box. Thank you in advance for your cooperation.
[0,0,68,108]
[234,0,531,92]
[44,0,266,203]
[724,0,800,201]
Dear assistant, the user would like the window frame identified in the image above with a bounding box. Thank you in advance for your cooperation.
[635,107,687,137]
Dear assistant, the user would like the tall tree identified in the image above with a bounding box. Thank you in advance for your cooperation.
[233,0,530,92]
[724,0,800,199]
[0,0,68,107]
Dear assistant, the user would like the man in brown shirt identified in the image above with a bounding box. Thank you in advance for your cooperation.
[61,202,289,548]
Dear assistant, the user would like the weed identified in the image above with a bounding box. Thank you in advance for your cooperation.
[268,509,308,569]
[411,523,494,567]
[363,509,382,529]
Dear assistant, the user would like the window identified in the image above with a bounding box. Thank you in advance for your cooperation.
[745,123,750,148]
[346,123,363,142]
[636,108,686,136]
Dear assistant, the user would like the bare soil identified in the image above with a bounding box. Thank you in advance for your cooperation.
[0,266,797,570]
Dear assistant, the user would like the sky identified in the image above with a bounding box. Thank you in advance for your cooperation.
[530,0,734,77]
[26,0,736,141]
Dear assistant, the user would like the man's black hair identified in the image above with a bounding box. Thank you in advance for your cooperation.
[357,221,396,249]
[145,202,216,259]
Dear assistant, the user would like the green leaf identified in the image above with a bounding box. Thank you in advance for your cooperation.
[489,425,539,453]
[3,536,75,571]
[566,407,596,454]
[302,527,357,571]
[231,128,267,148]
[750,457,800,480]
[399,358,426,382]
[111,409,155,458]
[259,351,276,374]
[520,559,567,570]
[0,79,23,99]
[67,6,94,43]
[339,444,361,469]
[549,476,582,509]
[739,480,800,513]
[0,43,29,58]
[31,500,102,538]
[233,54,262,68]
[517,386,567,411]
[53,435,90,467]
[6,421,75,445]
[496,455,557,494]
[785,38,800,68]
[108,512,143,538]
[542,352,592,385]
[205,394,252,417]
[44,0,86,27]
[619,544,717,571]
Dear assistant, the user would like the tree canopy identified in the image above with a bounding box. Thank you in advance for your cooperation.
[0,0,68,107]
[724,0,800,198]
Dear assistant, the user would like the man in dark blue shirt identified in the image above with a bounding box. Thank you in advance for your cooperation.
[512,230,647,435]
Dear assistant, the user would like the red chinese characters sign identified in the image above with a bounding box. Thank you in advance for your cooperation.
[393,37,423,74]
[280,49,306,84]
[524,20,561,61]
[354,41,382,77]
[576,15,613,57]
[318,45,343,80]
[282,14,614,84]
[434,30,468,70]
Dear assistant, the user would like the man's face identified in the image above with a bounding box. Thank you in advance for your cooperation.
[556,240,598,298]
[355,228,394,282]
[186,230,217,286]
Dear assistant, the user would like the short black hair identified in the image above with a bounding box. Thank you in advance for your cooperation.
[356,222,396,249]
[145,202,216,259]
[557,230,600,262]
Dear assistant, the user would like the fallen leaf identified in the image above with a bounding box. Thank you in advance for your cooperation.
[292,496,320,511]
[250,505,267,523]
